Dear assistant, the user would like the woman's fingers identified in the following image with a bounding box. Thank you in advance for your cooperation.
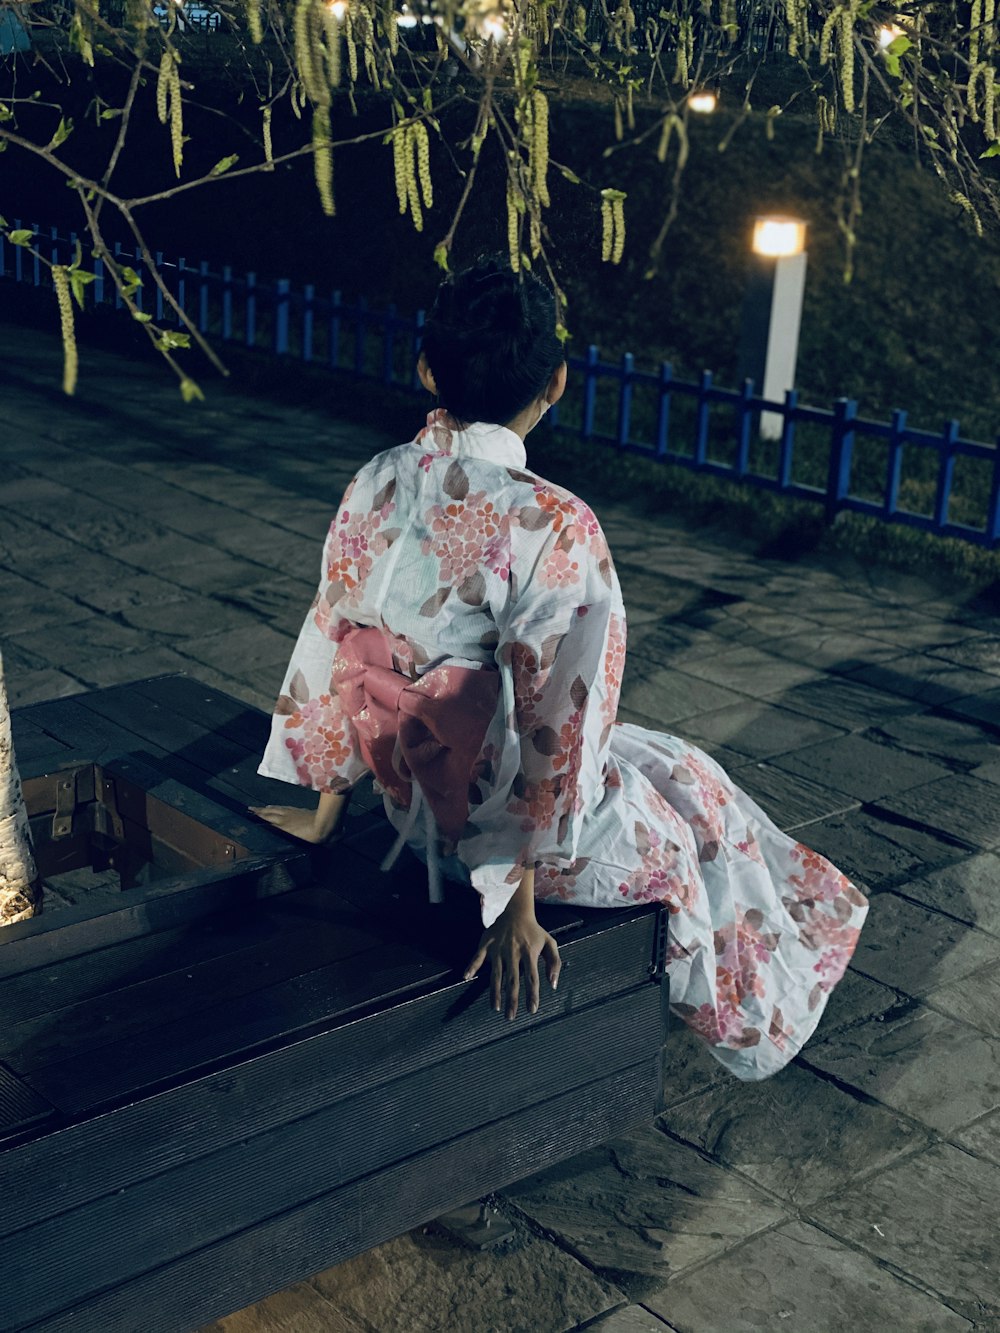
[542,934,562,990]
[526,951,541,1015]
[491,954,504,1013]
[506,961,520,1021]
[463,943,489,982]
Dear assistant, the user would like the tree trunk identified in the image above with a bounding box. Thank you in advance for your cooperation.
[0,652,42,926]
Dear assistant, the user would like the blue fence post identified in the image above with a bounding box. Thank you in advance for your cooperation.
[778,389,797,488]
[32,224,41,287]
[13,219,23,283]
[735,379,754,476]
[330,289,342,369]
[51,226,60,272]
[933,420,959,531]
[153,252,164,322]
[0,232,5,280]
[410,308,425,391]
[581,345,599,440]
[303,283,315,362]
[884,409,907,516]
[198,261,210,334]
[355,295,367,376]
[826,397,858,523]
[245,272,257,348]
[222,266,233,340]
[113,241,123,308]
[694,371,712,465]
[176,257,186,325]
[93,257,104,304]
[274,278,291,355]
[988,439,1000,544]
[654,362,672,456]
[383,302,397,384]
[616,352,633,446]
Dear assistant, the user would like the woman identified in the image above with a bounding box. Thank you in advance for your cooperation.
[253,257,868,1080]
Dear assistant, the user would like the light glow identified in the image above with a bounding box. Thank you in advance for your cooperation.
[688,90,718,114]
[479,12,507,40]
[752,216,807,258]
[878,22,904,48]
[397,6,418,26]
[327,0,348,17]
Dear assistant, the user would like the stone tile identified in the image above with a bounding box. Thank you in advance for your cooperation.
[730,762,859,831]
[586,1304,672,1332]
[621,619,722,666]
[809,1144,1000,1323]
[772,733,950,802]
[643,1220,970,1333]
[973,758,1000,785]
[116,532,223,572]
[930,635,1000,676]
[222,574,317,634]
[0,570,93,632]
[121,596,263,640]
[6,616,151,669]
[72,572,193,614]
[778,677,924,732]
[945,686,1000,732]
[901,853,1000,937]
[794,810,970,892]
[810,967,899,1041]
[661,1063,926,1206]
[73,646,199,689]
[848,892,1000,995]
[507,1126,788,1283]
[804,1005,1000,1132]
[679,701,847,762]
[308,1228,622,1333]
[671,644,819,699]
[659,1024,729,1110]
[757,627,902,675]
[196,1279,362,1332]
[854,617,991,650]
[846,656,1000,707]
[619,662,745,724]
[5,668,86,708]
[873,774,1000,850]
[951,1109,1000,1167]
[873,711,1000,771]
[926,958,1000,1039]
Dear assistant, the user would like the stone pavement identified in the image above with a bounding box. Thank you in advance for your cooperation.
[3,318,1000,1332]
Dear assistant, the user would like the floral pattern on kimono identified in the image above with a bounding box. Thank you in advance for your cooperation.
[259,410,869,1081]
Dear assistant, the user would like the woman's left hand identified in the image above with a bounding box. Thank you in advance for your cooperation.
[463,888,561,1021]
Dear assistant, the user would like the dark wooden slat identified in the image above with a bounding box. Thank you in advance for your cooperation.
[7,718,72,766]
[13,699,157,775]
[0,912,657,1233]
[0,885,368,1025]
[126,674,273,751]
[27,1061,655,1333]
[6,913,388,1073]
[0,1064,57,1142]
[6,987,661,1327]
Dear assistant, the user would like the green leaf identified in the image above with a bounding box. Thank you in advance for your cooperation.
[155,331,192,351]
[0,104,12,122]
[887,35,912,57]
[100,108,123,121]
[211,154,240,176]
[7,229,34,247]
[433,243,450,273]
[179,376,204,403]
[119,265,143,297]
[557,166,582,184]
[132,310,152,323]
[46,117,74,151]
[69,269,95,309]
[980,141,1000,158]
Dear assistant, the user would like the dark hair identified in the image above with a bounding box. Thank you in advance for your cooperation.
[420,257,564,425]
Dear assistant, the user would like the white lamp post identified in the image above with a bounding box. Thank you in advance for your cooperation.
[739,215,808,441]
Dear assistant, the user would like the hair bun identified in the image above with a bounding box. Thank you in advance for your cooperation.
[470,283,526,335]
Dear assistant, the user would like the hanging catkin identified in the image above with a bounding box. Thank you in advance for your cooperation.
[52,266,78,396]
[506,180,521,272]
[532,90,550,207]
[313,106,335,215]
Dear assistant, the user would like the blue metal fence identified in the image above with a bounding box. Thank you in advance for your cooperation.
[3,220,999,549]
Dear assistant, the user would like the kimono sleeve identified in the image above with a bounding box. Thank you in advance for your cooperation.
[460,504,626,927]
[257,476,371,795]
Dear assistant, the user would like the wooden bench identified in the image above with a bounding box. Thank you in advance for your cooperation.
[1,675,668,1333]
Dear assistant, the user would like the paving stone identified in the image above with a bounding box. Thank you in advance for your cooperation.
[730,762,860,830]
[809,967,899,1041]
[757,627,902,675]
[852,616,991,650]
[930,635,1000,676]
[5,668,85,708]
[809,1144,1000,1324]
[115,532,224,572]
[944,686,1000,733]
[121,596,264,640]
[73,646,200,690]
[772,733,951,802]
[659,1024,729,1110]
[951,1108,1000,1167]
[778,676,924,732]
[620,618,722,666]
[679,700,847,764]
[873,774,1000,850]
[804,1005,1000,1132]
[585,1304,671,1332]
[848,892,1000,994]
[845,655,1000,707]
[71,571,193,614]
[873,711,1000,771]
[618,662,745,724]
[0,570,94,632]
[197,1281,363,1333]
[669,644,819,699]
[973,758,1000,785]
[506,1126,789,1284]
[221,574,317,634]
[901,853,1000,937]
[307,1228,622,1333]
[661,1063,926,1206]
[643,1219,970,1333]
[797,810,972,892]
[6,616,151,669]
[925,958,1000,1039]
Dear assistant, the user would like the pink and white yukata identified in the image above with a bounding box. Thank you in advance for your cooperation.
[260,410,868,1080]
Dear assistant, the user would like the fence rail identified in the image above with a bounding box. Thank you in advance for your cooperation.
[3,220,999,549]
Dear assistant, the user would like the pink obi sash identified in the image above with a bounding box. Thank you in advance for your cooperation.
[332,625,499,867]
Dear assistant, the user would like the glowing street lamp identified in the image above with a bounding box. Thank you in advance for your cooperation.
[688,89,718,114]
[739,215,808,441]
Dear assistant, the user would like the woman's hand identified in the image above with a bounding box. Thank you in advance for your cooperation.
[250,790,349,844]
[463,868,561,1020]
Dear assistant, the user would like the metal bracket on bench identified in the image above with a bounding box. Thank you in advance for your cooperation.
[51,770,79,841]
[649,905,669,983]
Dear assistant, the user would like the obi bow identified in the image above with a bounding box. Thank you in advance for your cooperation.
[332,624,499,900]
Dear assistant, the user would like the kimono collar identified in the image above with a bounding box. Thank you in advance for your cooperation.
[415,409,527,470]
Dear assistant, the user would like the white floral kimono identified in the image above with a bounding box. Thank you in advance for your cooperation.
[260,410,868,1079]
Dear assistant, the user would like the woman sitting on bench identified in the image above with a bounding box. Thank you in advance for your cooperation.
[253,257,867,1081]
